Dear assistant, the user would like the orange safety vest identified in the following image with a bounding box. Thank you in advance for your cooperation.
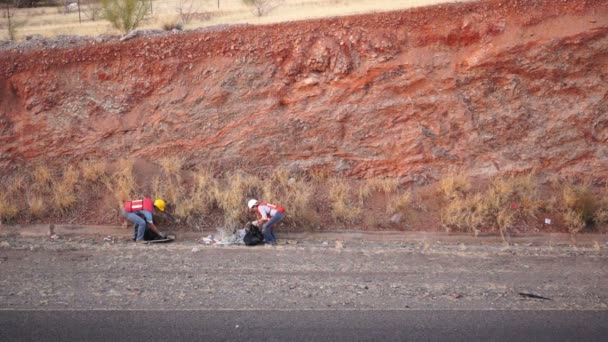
[256,202,286,218]
[123,197,154,213]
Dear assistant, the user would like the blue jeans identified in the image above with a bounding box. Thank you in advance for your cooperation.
[122,210,148,241]
[262,212,284,244]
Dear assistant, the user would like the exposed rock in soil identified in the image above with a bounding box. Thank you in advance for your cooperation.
[0,0,607,180]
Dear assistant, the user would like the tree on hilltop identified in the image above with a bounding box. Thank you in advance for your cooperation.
[100,0,149,34]
[241,0,282,17]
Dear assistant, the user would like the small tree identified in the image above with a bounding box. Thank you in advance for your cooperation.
[100,0,149,33]
[176,0,199,25]
[241,0,281,17]
[82,0,103,21]
[2,0,26,41]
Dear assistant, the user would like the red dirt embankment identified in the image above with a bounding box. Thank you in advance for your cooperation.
[1,0,607,181]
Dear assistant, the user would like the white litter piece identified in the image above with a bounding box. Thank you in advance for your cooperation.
[545,218,552,225]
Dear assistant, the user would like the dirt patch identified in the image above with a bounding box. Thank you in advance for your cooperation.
[0,235,606,310]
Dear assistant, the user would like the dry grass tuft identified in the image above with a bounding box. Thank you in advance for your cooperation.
[160,156,184,178]
[439,170,470,199]
[26,194,46,218]
[262,168,318,229]
[80,160,107,182]
[173,168,217,225]
[329,177,360,223]
[0,190,19,222]
[440,173,540,240]
[32,165,52,190]
[212,172,264,232]
[358,177,399,202]
[51,165,80,213]
[561,182,597,233]
[105,159,137,204]
[387,191,411,215]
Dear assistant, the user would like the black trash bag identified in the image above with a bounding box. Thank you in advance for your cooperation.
[243,222,264,246]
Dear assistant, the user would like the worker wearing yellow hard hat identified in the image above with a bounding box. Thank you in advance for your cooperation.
[121,197,167,242]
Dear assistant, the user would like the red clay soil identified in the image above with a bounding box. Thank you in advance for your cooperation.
[1,0,607,180]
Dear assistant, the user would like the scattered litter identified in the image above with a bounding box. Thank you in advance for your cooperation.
[50,234,60,240]
[519,292,552,300]
[103,236,113,242]
[335,241,344,249]
[544,218,552,225]
[191,247,200,253]
[235,325,239,329]
[0,241,10,248]
[322,241,329,246]
[199,235,215,245]
[451,293,462,299]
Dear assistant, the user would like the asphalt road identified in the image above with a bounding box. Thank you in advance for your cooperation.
[1,310,606,341]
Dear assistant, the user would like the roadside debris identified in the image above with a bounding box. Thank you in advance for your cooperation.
[519,292,552,300]
[199,236,216,245]
[451,293,462,299]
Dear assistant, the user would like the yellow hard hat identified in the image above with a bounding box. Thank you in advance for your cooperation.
[154,199,166,211]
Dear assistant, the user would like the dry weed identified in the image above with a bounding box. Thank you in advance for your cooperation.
[80,160,106,182]
[329,177,360,223]
[439,170,470,199]
[262,169,318,228]
[358,178,399,202]
[387,191,411,215]
[561,182,596,230]
[26,193,46,218]
[32,165,52,190]
[440,173,540,240]
[160,156,184,178]
[173,169,217,224]
[51,165,80,213]
[105,159,137,204]
[0,191,19,222]
[213,172,264,231]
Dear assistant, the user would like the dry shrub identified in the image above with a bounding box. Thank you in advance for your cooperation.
[32,165,52,191]
[105,159,136,204]
[27,194,46,218]
[387,191,411,215]
[52,165,80,214]
[173,169,217,225]
[308,168,330,183]
[159,156,184,179]
[262,168,318,229]
[358,178,399,203]
[161,20,183,31]
[80,160,107,183]
[440,194,483,235]
[561,182,597,233]
[212,172,263,232]
[0,190,19,223]
[329,177,360,223]
[440,173,540,240]
[439,170,470,199]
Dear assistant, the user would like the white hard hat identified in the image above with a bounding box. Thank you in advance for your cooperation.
[247,199,258,209]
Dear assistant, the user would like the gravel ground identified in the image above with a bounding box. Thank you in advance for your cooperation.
[0,236,606,311]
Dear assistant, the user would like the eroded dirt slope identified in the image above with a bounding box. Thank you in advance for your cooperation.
[1,0,607,180]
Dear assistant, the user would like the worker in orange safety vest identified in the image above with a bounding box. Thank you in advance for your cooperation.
[247,199,286,245]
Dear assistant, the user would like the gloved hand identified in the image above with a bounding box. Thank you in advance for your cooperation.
[158,232,167,239]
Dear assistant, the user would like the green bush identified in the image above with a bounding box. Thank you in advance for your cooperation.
[101,0,149,33]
